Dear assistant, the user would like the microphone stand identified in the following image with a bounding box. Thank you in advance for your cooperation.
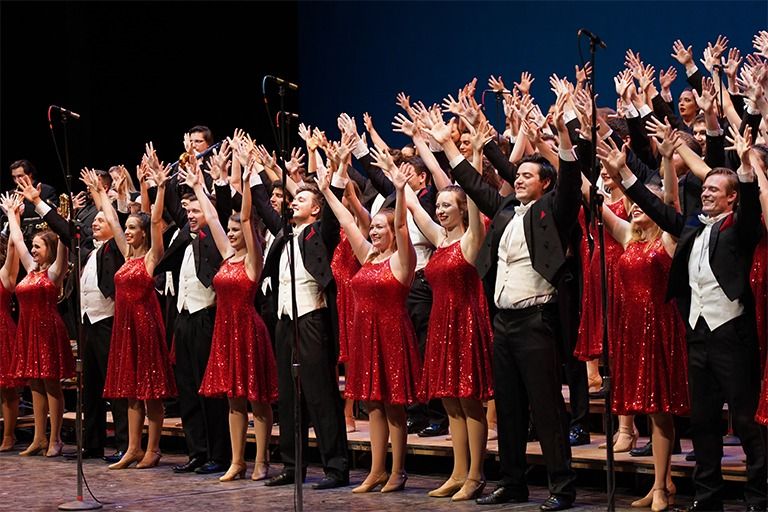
[272,83,303,512]
[582,33,615,511]
[49,113,101,511]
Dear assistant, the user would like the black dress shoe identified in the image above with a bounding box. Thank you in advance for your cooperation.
[311,473,349,490]
[265,471,296,487]
[589,386,607,398]
[568,425,590,446]
[630,440,653,457]
[685,499,723,511]
[406,417,428,434]
[418,421,449,437]
[172,456,206,473]
[194,460,228,474]
[685,450,696,462]
[540,494,574,511]
[103,450,125,464]
[476,486,528,505]
[64,448,104,460]
[746,504,767,512]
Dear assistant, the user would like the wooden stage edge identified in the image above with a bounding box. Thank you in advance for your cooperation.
[58,411,750,483]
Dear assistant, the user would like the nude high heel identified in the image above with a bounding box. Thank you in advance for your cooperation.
[251,461,270,481]
[380,471,407,493]
[427,476,465,497]
[451,478,486,501]
[220,462,247,482]
[19,439,48,457]
[136,450,162,469]
[352,471,388,493]
[108,450,145,470]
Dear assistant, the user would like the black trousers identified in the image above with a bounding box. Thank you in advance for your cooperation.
[688,316,767,506]
[557,264,589,429]
[275,309,348,477]
[82,316,128,453]
[174,307,230,463]
[493,304,576,500]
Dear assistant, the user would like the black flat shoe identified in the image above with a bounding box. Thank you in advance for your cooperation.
[311,473,349,490]
[630,440,653,457]
[265,472,296,487]
[172,456,206,473]
[103,450,126,464]
[476,486,528,505]
[589,386,607,398]
[195,460,228,474]
[406,417,429,435]
[569,425,590,446]
[540,494,574,511]
[418,422,449,437]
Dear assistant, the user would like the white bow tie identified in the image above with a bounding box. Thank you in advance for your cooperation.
[514,204,531,217]
[93,239,105,250]
[698,214,718,226]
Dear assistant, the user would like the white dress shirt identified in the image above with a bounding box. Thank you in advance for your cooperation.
[277,223,326,319]
[176,242,216,313]
[80,249,114,323]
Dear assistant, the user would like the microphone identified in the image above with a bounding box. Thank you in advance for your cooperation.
[265,75,299,91]
[577,28,607,49]
[50,105,81,120]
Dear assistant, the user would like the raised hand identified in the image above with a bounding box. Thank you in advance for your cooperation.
[754,30,768,59]
[15,174,41,204]
[152,162,172,189]
[700,46,720,74]
[725,124,753,164]
[423,117,454,145]
[0,192,22,216]
[286,147,306,176]
[654,124,682,160]
[298,123,312,142]
[338,112,359,138]
[722,47,742,79]
[638,64,656,92]
[469,119,493,153]
[144,142,161,173]
[396,92,411,111]
[625,49,645,80]
[441,93,462,117]
[671,39,694,66]
[514,71,535,95]
[392,112,416,137]
[369,145,396,172]
[575,62,592,84]
[362,112,374,133]
[708,35,730,62]
[736,65,766,103]
[72,191,87,211]
[596,138,628,180]
[659,66,678,91]
[390,162,414,191]
[614,69,633,102]
[488,75,508,93]
[692,76,716,113]
[183,132,192,153]
[314,160,331,192]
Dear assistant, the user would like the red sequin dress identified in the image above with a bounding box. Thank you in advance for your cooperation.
[12,271,74,380]
[0,285,22,387]
[344,258,421,404]
[419,240,493,401]
[574,199,627,361]
[200,259,278,403]
[103,258,176,400]
[611,239,689,415]
[751,230,768,368]
[330,233,361,363]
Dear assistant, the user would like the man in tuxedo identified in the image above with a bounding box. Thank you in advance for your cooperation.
[18,175,129,461]
[430,115,579,510]
[152,174,231,476]
[614,161,766,511]
[9,159,57,219]
[250,172,349,490]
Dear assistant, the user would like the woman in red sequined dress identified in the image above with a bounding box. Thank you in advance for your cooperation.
[184,160,278,482]
[83,154,176,470]
[330,180,367,433]
[2,191,73,457]
[0,203,21,452]
[600,135,690,511]
[403,117,493,501]
[317,149,419,494]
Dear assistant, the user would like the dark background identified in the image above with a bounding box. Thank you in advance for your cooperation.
[2,1,767,195]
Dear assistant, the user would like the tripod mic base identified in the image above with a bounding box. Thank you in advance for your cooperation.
[58,499,102,511]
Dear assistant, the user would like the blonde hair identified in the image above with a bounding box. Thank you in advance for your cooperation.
[629,186,662,250]
[365,208,396,264]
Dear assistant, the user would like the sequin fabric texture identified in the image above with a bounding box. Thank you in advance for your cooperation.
[575,199,627,361]
[330,233,361,364]
[0,284,23,387]
[103,258,176,400]
[419,240,493,401]
[751,233,768,424]
[12,270,74,380]
[345,258,421,404]
[199,259,278,403]
[611,238,689,416]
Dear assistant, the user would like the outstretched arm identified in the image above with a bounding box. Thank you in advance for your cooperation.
[81,168,129,258]
[0,195,23,285]
[389,163,416,287]
[183,159,231,260]
[146,163,169,274]
[241,166,263,282]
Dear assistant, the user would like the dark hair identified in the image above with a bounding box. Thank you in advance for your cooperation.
[692,113,706,126]
[598,107,629,140]
[404,156,430,187]
[189,125,213,145]
[296,185,324,212]
[751,144,768,169]
[704,167,739,196]
[481,158,502,190]
[10,159,36,178]
[271,180,293,202]
[677,131,702,157]
[33,229,58,267]
[95,168,113,188]
[517,154,556,192]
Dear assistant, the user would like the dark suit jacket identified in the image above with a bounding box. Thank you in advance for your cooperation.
[355,153,437,218]
[151,183,228,290]
[623,177,761,320]
[450,154,582,308]
[42,208,125,299]
[21,182,57,219]
[253,182,343,298]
